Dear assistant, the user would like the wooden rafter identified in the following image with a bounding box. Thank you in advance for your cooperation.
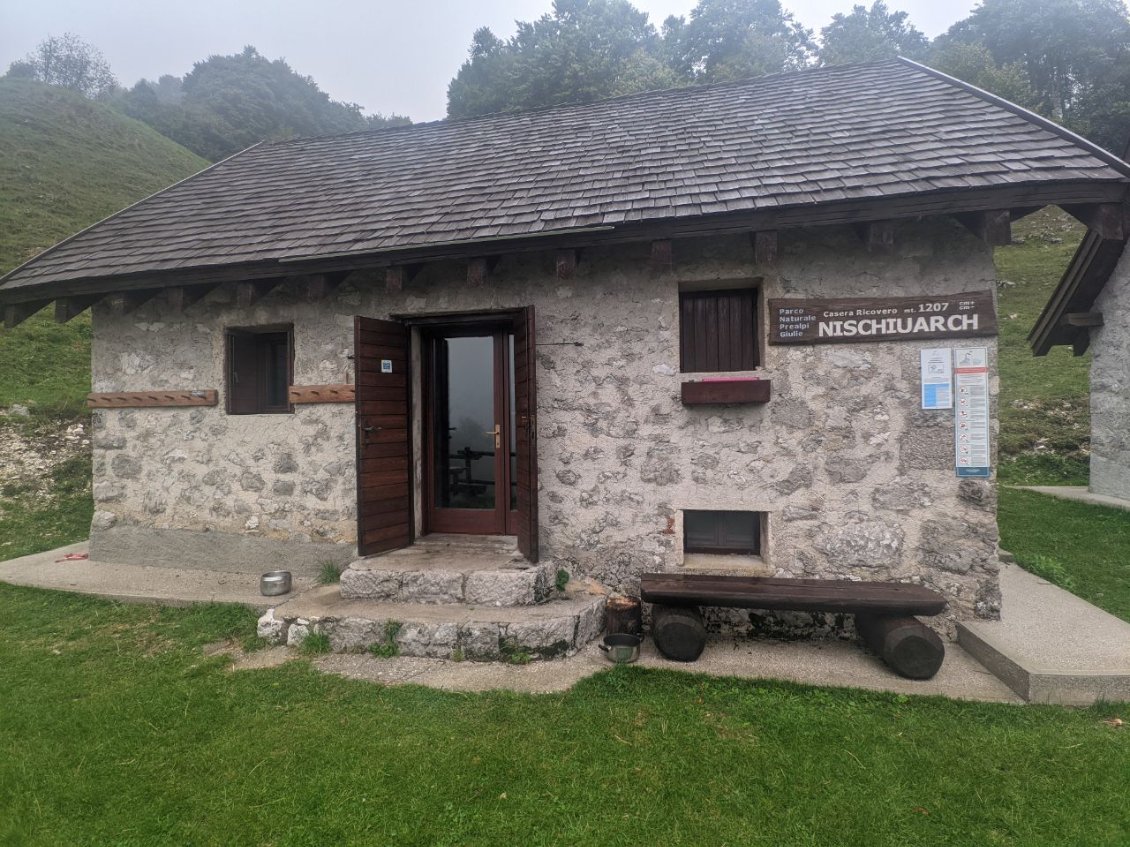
[752,231,778,266]
[650,239,673,272]
[856,221,895,253]
[234,278,281,308]
[104,290,156,316]
[555,248,577,279]
[1062,203,1126,241]
[165,285,216,314]
[956,210,1012,246]
[3,301,49,329]
[54,295,101,323]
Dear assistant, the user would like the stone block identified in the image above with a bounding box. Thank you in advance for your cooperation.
[465,570,540,606]
[396,622,459,658]
[257,609,289,644]
[816,521,903,569]
[326,617,385,651]
[505,616,577,658]
[575,597,607,647]
[286,619,310,647]
[458,623,501,660]
[398,570,464,604]
[340,568,401,600]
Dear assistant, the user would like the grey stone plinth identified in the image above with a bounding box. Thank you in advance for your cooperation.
[258,585,606,660]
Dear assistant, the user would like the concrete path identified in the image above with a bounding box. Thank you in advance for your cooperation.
[958,563,1130,705]
[1018,485,1130,513]
[0,542,313,611]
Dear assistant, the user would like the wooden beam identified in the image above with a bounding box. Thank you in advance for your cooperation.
[856,221,895,253]
[165,285,215,314]
[467,257,489,287]
[54,296,100,323]
[3,301,49,329]
[650,239,673,272]
[103,291,155,316]
[1062,203,1125,240]
[304,273,346,302]
[86,389,218,409]
[555,248,577,279]
[234,279,280,308]
[957,210,1012,246]
[1061,311,1104,328]
[288,384,356,404]
[386,266,405,293]
[752,231,778,266]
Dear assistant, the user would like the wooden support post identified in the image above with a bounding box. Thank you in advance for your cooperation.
[3,301,49,330]
[54,296,100,323]
[1062,203,1125,240]
[857,221,895,253]
[957,210,1012,246]
[467,257,488,287]
[1061,312,1104,328]
[555,248,577,280]
[234,279,279,308]
[855,614,944,680]
[386,266,405,293]
[165,285,215,314]
[304,273,345,302]
[104,291,154,316]
[752,231,778,266]
[650,239,673,272]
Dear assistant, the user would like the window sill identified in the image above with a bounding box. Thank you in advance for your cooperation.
[682,553,772,577]
[680,377,771,406]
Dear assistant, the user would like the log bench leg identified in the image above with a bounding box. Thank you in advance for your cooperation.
[651,604,706,662]
[856,614,945,680]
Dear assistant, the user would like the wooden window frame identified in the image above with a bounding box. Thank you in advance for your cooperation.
[679,287,760,373]
[683,509,762,556]
[225,324,295,415]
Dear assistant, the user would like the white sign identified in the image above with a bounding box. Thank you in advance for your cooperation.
[954,347,990,478]
[381,359,393,374]
[920,348,953,410]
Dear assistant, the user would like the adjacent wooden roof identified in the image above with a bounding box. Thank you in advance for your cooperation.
[3,57,1130,303]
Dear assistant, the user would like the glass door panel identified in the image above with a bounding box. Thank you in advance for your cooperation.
[434,336,496,510]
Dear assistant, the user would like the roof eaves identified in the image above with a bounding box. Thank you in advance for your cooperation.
[0,141,266,290]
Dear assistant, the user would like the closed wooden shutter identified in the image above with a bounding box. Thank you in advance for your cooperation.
[679,289,758,372]
[354,316,412,556]
[513,306,539,562]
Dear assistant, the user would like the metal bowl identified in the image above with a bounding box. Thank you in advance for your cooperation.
[260,570,292,597]
[599,633,641,664]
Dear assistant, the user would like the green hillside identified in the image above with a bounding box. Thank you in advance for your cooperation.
[0,78,207,411]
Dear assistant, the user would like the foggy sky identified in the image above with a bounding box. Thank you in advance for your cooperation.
[0,0,977,122]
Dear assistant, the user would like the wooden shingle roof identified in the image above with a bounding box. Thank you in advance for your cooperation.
[3,58,1129,302]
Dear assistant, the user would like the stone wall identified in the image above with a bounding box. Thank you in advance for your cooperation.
[89,217,1001,625]
[1089,250,1130,499]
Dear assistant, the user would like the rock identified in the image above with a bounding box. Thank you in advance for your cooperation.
[824,456,868,484]
[92,480,126,502]
[273,453,299,474]
[505,616,576,658]
[257,609,288,643]
[458,623,501,660]
[958,479,994,509]
[640,446,682,486]
[555,469,580,486]
[285,619,310,647]
[272,480,296,496]
[110,454,142,480]
[90,510,118,530]
[816,521,904,568]
[465,569,544,606]
[399,570,464,603]
[396,622,459,658]
[7,404,29,417]
[872,480,933,512]
[240,472,265,492]
[773,465,813,495]
[327,617,384,651]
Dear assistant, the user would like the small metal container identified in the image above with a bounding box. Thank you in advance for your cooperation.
[599,633,641,664]
[260,570,292,597]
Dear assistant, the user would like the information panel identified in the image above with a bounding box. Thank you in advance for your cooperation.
[954,347,991,478]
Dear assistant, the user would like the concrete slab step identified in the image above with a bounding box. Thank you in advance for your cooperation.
[340,536,556,605]
[957,563,1130,705]
[258,583,607,661]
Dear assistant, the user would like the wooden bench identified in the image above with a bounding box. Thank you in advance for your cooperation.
[640,573,948,679]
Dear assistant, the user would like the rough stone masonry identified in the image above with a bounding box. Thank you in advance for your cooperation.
[88,218,1001,634]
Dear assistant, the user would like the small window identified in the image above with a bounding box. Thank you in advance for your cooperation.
[679,288,758,372]
[684,510,761,555]
[226,325,293,414]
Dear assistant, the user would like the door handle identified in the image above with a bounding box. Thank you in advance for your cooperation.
[484,424,500,449]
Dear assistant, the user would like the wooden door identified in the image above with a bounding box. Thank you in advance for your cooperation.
[514,306,538,561]
[354,316,412,556]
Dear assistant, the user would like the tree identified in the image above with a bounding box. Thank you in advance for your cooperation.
[663,0,815,83]
[819,1,928,65]
[6,33,117,98]
[118,46,410,161]
[447,0,668,119]
[929,42,1039,112]
[935,0,1130,122]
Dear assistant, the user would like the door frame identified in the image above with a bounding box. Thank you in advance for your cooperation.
[420,324,517,536]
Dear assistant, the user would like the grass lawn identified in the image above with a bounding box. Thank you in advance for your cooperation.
[0,583,1126,847]
[999,488,1130,624]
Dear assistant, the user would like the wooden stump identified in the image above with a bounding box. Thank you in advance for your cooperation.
[606,596,642,637]
[651,604,706,662]
[856,614,945,680]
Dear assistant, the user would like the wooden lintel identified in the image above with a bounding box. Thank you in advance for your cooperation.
[288,383,356,404]
[165,285,215,314]
[957,210,1012,246]
[856,221,895,253]
[555,248,577,279]
[235,279,280,308]
[3,301,49,329]
[467,257,488,287]
[1062,203,1125,240]
[86,389,218,409]
[54,296,100,323]
[752,231,778,266]
[650,239,674,272]
[1061,311,1104,328]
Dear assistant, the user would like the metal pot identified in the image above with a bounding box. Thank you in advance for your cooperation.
[260,570,292,597]
[599,633,641,664]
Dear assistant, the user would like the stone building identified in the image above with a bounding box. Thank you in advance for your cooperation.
[3,59,1129,652]
[1031,209,1130,500]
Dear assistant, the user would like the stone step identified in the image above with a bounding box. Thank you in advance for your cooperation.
[340,539,557,606]
[258,584,606,661]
